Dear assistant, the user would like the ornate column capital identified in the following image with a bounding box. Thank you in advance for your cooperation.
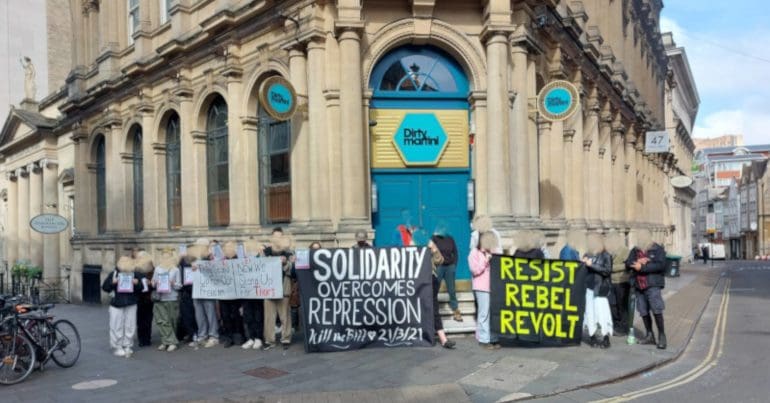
[583,139,593,152]
[40,159,59,170]
[563,129,576,143]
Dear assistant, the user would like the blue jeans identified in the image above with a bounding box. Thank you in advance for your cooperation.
[474,291,497,343]
[436,264,458,311]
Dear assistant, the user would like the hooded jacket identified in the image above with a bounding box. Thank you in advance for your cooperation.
[101,269,143,308]
[625,243,666,289]
[584,251,612,297]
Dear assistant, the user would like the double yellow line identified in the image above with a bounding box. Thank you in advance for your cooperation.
[593,278,732,402]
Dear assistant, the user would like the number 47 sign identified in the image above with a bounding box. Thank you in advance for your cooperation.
[645,130,670,153]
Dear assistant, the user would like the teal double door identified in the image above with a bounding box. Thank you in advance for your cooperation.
[372,171,471,279]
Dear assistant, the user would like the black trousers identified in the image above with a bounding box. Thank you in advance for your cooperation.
[432,276,443,332]
[137,299,154,345]
[220,300,244,342]
[610,282,630,331]
[177,291,197,340]
[241,299,264,341]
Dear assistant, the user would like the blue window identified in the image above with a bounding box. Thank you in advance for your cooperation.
[370,46,469,105]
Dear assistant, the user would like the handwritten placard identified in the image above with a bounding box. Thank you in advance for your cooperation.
[192,257,283,300]
[117,273,134,293]
[183,267,194,286]
[295,249,310,270]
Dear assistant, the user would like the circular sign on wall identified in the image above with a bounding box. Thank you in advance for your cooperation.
[670,175,694,189]
[537,80,580,122]
[30,214,69,234]
[258,76,297,121]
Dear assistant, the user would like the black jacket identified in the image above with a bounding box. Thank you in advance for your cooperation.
[513,249,545,259]
[101,269,143,307]
[179,258,193,295]
[584,251,612,297]
[625,243,666,289]
[431,235,458,266]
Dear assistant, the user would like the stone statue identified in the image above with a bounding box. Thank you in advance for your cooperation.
[20,56,36,101]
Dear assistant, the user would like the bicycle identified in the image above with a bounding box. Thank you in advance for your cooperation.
[0,296,81,385]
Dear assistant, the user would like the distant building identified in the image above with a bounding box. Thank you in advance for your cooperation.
[693,135,744,150]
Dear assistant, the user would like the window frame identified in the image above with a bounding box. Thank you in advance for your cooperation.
[258,100,292,224]
[165,114,182,230]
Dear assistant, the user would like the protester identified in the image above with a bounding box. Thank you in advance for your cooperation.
[102,256,143,357]
[288,242,321,335]
[431,226,462,322]
[177,250,197,346]
[135,251,154,347]
[240,239,265,350]
[582,233,613,348]
[469,232,500,350]
[190,238,219,348]
[353,231,372,248]
[607,231,631,336]
[469,215,502,254]
[626,229,668,349]
[701,245,709,264]
[152,250,182,352]
[219,241,245,348]
[513,230,546,259]
[263,228,294,350]
[559,229,583,260]
[427,240,456,349]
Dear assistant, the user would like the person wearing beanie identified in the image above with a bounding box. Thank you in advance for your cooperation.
[102,256,143,357]
[152,250,182,352]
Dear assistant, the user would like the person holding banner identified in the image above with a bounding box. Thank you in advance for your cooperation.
[469,232,501,350]
[513,230,546,259]
[469,215,502,254]
[428,240,456,349]
[262,228,294,350]
[152,251,183,352]
[177,251,198,346]
[432,226,462,322]
[101,256,143,357]
[607,231,631,336]
[559,230,583,261]
[219,241,246,348]
[241,239,266,350]
[581,233,613,349]
[627,229,668,349]
[190,238,220,348]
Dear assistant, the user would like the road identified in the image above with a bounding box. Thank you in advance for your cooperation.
[545,260,770,403]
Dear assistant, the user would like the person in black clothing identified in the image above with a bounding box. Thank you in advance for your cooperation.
[135,251,154,347]
[220,241,245,348]
[177,253,198,345]
[701,245,709,264]
[102,256,144,357]
[431,227,462,322]
[240,240,266,350]
[626,229,668,349]
[582,233,614,349]
[513,230,546,259]
[353,231,372,248]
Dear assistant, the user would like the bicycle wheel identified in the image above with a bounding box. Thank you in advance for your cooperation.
[51,320,81,368]
[0,332,36,385]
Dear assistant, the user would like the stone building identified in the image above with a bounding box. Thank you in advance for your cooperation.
[0,0,682,302]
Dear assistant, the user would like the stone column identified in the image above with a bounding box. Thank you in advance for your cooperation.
[325,32,342,225]
[288,46,310,225]
[598,109,613,225]
[610,121,626,225]
[141,108,164,231]
[42,159,60,280]
[582,89,600,227]
[526,58,540,217]
[306,38,331,227]
[225,68,247,227]
[29,163,43,268]
[240,117,260,225]
[624,129,637,226]
[177,86,206,229]
[6,173,18,265]
[17,167,30,261]
[338,28,368,227]
[635,140,645,225]
[538,120,552,217]
[564,71,585,224]
[470,92,488,215]
[71,129,92,235]
[484,32,512,219]
[509,43,529,218]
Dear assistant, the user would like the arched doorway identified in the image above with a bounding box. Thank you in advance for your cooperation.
[369,45,472,279]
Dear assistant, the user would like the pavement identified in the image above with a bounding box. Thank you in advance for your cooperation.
[1,262,727,403]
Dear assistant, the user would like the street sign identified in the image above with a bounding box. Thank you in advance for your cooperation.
[29,214,69,234]
[645,130,670,153]
[537,80,580,122]
[670,175,694,188]
[258,76,297,121]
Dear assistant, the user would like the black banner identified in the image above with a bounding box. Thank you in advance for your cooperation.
[297,247,434,353]
[490,255,586,345]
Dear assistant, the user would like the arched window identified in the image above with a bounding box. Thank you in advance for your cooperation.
[95,135,107,234]
[132,126,144,232]
[166,114,182,229]
[259,91,291,223]
[206,96,229,227]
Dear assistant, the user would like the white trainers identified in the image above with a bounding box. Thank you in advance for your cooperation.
[124,347,134,357]
[187,340,198,348]
[166,344,178,352]
[252,339,263,350]
[241,339,255,349]
[203,337,219,348]
[113,348,126,357]
[157,344,167,351]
